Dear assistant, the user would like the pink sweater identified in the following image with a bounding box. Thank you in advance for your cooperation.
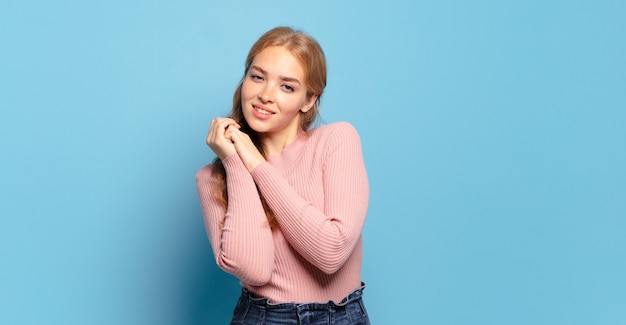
[196,122,369,303]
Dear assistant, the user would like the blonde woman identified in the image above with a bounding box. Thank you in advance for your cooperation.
[196,26,370,325]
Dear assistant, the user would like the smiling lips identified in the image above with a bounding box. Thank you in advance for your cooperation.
[252,104,275,120]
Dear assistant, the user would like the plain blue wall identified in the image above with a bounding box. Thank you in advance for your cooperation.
[1,0,625,324]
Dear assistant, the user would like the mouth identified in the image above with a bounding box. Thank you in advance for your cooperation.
[253,104,275,116]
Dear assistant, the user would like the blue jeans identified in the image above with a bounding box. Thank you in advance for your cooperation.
[230,284,371,325]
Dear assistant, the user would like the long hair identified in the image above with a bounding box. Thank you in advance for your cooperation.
[211,26,327,227]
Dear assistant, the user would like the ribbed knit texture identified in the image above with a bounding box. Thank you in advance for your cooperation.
[196,122,369,303]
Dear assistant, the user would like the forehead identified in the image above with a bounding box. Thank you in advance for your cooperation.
[251,46,305,79]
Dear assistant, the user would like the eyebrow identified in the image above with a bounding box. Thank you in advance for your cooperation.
[250,65,301,85]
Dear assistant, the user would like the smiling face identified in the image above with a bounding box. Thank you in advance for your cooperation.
[241,46,316,142]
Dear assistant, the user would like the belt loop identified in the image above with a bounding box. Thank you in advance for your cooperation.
[259,304,266,323]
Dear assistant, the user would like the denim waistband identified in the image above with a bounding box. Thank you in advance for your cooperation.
[241,283,366,311]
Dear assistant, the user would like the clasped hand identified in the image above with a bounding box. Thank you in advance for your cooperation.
[206,118,265,172]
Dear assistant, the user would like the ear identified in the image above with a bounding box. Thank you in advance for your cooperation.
[301,93,318,113]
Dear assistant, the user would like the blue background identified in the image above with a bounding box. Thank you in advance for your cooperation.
[1,0,625,324]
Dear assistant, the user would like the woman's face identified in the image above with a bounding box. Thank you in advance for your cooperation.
[241,46,314,139]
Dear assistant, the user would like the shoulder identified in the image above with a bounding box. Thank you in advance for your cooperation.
[314,121,358,134]
[307,122,363,158]
[196,163,219,184]
[311,122,361,141]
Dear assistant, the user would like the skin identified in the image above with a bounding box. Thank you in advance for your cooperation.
[206,46,318,172]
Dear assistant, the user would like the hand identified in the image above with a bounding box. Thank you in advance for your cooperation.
[206,118,239,160]
[226,127,266,172]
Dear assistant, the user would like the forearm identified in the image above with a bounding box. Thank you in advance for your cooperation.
[252,161,369,274]
[196,156,275,285]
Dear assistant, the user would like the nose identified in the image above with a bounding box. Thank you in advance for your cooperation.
[258,84,274,103]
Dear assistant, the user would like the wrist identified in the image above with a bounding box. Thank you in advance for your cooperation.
[244,157,264,173]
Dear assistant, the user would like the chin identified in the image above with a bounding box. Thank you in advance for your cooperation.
[243,117,267,134]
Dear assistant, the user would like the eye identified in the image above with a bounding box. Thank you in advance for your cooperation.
[282,84,295,92]
[250,74,263,82]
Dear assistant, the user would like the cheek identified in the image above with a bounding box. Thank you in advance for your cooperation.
[241,80,257,100]
[278,96,301,111]
[240,83,250,100]
[295,95,310,110]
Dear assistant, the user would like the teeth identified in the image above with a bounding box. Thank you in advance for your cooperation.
[255,107,272,115]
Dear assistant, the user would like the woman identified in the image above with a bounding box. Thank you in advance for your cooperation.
[196,26,370,325]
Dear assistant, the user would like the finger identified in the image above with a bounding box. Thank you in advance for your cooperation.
[208,118,231,145]
[215,117,238,127]
[210,118,233,137]
[224,125,240,141]
[207,119,221,143]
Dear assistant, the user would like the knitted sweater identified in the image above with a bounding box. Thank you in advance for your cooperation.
[195,122,369,303]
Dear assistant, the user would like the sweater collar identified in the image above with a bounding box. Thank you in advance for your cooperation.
[265,130,308,172]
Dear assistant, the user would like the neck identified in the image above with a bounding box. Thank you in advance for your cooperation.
[259,128,302,156]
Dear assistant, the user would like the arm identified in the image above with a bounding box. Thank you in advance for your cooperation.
[196,152,275,285]
[251,123,369,274]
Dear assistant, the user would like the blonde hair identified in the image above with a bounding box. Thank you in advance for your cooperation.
[212,26,327,226]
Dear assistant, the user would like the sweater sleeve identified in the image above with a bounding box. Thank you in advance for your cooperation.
[196,154,275,285]
[251,122,369,274]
